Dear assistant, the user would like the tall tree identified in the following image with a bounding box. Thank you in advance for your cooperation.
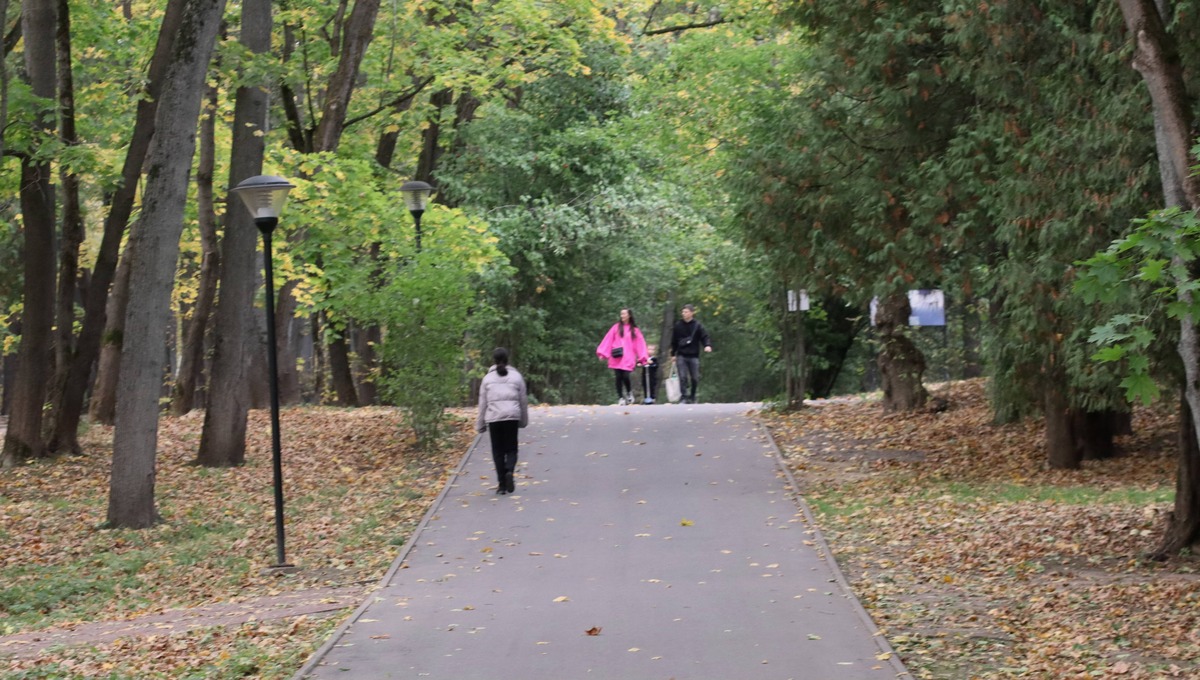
[1115,0,1200,554]
[2,0,58,466]
[108,0,226,528]
[274,0,381,407]
[196,0,272,467]
[47,0,186,455]
[721,3,967,411]
[49,0,82,418]
[950,3,1154,466]
[88,253,130,425]
[171,83,219,416]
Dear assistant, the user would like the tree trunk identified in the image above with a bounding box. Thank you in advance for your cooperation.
[875,293,927,411]
[352,323,380,405]
[415,88,454,184]
[311,0,381,153]
[1,331,17,416]
[89,253,131,426]
[2,0,58,467]
[961,299,983,379]
[311,314,325,402]
[47,0,83,438]
[171,83,220,416]
[1119,0,1200,554]
[273,279,301,404]
[108,0,226,529]
[1117,0,1200,207]
[1154,392,1200,557]
[1045,379,1081,470]
[808,298,860,398]
[326,315,358,406]
[784,298,806,410]
[196,0,271,467]
[48,0,184,455]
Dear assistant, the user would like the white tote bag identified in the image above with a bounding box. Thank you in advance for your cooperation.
[664,362,682,403]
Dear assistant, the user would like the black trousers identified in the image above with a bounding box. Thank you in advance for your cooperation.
[488,419,520,480]
[613,369,633,399]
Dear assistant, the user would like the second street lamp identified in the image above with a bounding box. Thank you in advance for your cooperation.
[230,174,295,570]
[399,180,434,253]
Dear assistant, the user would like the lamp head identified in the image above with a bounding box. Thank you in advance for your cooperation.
[231,175,295,225]
[399,180,435,213]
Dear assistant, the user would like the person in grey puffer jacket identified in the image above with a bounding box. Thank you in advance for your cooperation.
[476,347,529,495]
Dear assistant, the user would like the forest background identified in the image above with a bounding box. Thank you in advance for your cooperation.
[3,0,1200,675]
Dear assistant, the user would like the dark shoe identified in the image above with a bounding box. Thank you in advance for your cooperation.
[496,485,507,495]
[504,471,516,494]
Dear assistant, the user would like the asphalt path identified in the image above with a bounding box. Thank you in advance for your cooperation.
[296,403,909,680]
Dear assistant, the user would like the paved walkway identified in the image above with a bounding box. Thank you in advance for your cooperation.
[296,403,909,680]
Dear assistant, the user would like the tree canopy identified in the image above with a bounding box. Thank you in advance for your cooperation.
[2,0,1200,551]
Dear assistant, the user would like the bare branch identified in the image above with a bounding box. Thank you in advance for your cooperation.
[643,17,727,36]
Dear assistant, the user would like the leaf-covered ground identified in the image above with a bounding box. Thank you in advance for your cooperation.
[1,407,474,678]
[763,379,1200,679]
[5,386,1200,678]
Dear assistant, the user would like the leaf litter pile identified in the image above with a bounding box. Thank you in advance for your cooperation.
[1,407,473,678]
[763,379,1200,679]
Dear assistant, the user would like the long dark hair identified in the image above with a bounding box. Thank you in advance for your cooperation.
[493,347,510,376]
[618,308,639,338]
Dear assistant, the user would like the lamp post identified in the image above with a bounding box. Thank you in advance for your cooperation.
[230,174,295,570]
[399,180,434,252]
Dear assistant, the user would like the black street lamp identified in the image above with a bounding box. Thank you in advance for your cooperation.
[231,174,295,570]
[399,180,434,252]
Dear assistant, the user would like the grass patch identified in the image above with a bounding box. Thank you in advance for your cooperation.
[0,551,150,629]
[915,481,1174,506]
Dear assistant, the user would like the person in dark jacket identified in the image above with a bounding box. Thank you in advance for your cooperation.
[669,304,712,403]
[476,347,529,495]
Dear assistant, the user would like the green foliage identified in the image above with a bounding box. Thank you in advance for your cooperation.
[438,44,733,403]
[700,2,1159,419]
[1076,207,1200,405]
[364,207,503,447]
[941,4,1158,419]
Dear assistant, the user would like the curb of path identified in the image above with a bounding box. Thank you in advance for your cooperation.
[290,432,485,680]
[752,412,913,679]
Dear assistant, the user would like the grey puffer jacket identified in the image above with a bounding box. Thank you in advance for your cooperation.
[475,365,529,432]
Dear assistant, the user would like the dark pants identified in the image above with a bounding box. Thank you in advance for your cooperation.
[488,420,520,480]
[676,355,700,399]
[613,369,633,399]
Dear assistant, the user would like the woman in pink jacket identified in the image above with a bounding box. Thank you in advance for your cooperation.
[596,308,650,405]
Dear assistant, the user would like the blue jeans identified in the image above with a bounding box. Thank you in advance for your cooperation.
[675,356,700,399]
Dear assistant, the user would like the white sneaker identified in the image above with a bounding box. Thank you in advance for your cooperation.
[617,397,627,406]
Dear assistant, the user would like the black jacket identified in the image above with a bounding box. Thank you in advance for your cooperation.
[670,319,710,357]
